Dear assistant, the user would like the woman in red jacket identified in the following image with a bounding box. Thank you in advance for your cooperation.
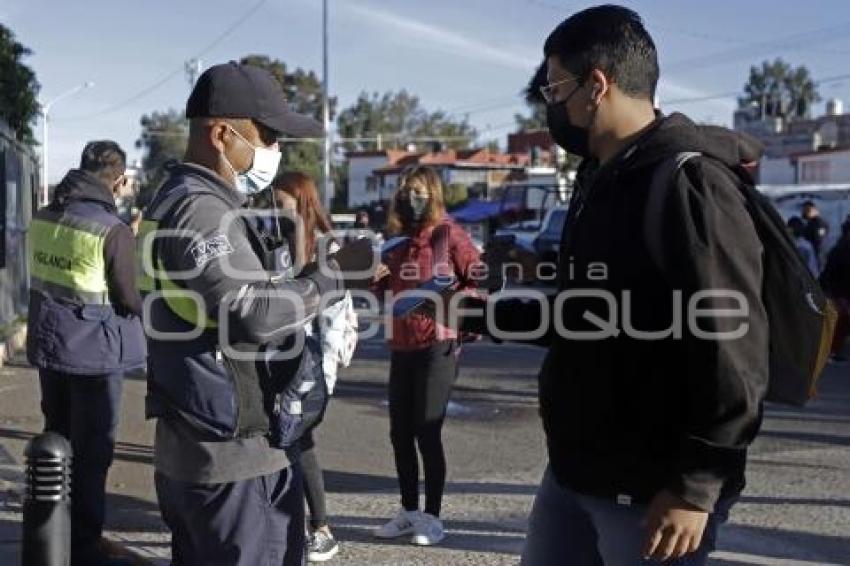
[372,166,482,546]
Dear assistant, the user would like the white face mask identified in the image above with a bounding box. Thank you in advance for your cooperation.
[223,125,282,194]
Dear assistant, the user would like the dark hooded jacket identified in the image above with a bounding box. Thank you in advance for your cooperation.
[51,170,142,315]
[495,113,769,512]
[27,169,145,375]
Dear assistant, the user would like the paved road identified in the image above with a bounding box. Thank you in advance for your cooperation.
[0,337,848,565]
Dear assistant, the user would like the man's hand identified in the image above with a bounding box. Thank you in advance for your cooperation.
[374,263,391,282]
[641,490,708,562]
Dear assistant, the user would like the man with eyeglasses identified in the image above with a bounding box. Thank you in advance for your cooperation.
[459,5,769,565]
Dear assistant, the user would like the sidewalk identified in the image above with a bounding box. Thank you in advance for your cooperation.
[0,343,848,565]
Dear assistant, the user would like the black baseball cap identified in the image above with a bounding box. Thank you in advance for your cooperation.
[186,61,322,137]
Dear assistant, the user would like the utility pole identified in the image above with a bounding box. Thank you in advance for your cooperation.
[185,59,203,89]
[321,0,332,209]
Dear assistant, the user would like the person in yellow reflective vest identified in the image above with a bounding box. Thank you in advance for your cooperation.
[26,140,145,566]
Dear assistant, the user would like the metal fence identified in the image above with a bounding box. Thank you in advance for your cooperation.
[0,120,38,331]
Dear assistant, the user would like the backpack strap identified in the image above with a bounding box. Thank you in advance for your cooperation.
[644,151,702,274]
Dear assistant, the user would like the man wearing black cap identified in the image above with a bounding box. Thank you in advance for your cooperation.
[139,61,374,565]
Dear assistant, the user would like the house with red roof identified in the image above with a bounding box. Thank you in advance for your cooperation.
[367,147,529,203]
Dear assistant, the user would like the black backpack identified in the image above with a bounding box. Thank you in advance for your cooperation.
[645,152,837,406]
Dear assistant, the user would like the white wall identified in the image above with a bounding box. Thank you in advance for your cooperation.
[446,169,488,186]
[760,157,795,184]
[380,173,400,200]
[797,151,850,184]
[347,155,389,208]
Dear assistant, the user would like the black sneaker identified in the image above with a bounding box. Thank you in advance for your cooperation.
[307,530,340,562]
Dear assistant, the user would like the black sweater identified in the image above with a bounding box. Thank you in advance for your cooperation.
[494,113,769,512]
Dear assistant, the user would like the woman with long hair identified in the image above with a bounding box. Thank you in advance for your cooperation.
[372,165,481,546]
[267,171,356,562]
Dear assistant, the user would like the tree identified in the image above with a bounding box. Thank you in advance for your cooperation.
[443,183,469,209]
[0,24,41,144]
[514,105,547,131]
[336,90,477,152]
[136,109,188,204]
[240,55,335,181]
[136,56,336,203]
[739,58,820,121]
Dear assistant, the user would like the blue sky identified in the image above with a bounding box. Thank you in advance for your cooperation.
[4,0,850,182]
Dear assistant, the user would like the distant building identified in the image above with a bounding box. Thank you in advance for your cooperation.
[507,129,554,165]
[736,98,850,184]
[346,149,412,209]
[370,148,529,201]
[735,98,850,159]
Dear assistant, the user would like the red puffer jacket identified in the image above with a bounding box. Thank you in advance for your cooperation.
[375,216,481,351]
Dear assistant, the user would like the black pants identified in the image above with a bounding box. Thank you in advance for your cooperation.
[298,429,328,530]
[38,369,123,566]
[388,341,458,517]
[155,463,304,566]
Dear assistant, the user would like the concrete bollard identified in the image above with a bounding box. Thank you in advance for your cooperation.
[22,432,72,566]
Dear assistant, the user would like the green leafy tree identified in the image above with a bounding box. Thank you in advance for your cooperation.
[137,56,336,202]
[739,58,820,120]
[444,183,469,209]
[336,90,477,152]
[0,24,41,144]
[135,109,188,204]
[513,104,547,131]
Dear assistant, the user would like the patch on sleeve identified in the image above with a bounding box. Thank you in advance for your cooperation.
[190,233,234,267]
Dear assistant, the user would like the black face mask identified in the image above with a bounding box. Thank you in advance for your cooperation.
[546,82,592,158]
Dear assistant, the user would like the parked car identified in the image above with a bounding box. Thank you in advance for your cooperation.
[533,206,569,264]
[484,206,569,288]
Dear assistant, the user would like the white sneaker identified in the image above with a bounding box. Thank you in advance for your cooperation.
[307,529,339,562]
[373,509,420,539]
[410,513,445,546]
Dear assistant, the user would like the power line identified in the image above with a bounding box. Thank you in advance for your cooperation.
[524,0,850,58]
[654,25,850,56]
[661,72,850,106]
[63,0,269,120]
[665,20,850,73]
[451,98,526,117]
[661,91,741,106]
[443,95,523,116]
